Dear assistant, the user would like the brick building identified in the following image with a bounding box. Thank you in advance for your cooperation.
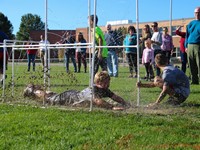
[30,30,76,44]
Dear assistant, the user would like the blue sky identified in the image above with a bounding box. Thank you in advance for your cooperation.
[1,0,199,34]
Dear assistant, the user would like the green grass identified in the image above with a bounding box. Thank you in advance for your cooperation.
[0,63,199,149]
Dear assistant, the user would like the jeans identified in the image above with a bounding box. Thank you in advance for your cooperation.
[27,54,36,71]
[180,51,187,73]
[107,50,118,77]
[65,52,77,72]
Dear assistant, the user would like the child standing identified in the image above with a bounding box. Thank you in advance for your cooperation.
[142,39,154,81]
[123,26,137,78]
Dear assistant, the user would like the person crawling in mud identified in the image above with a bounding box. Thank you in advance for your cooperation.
[24,71,130,110]
[137,53,190,107]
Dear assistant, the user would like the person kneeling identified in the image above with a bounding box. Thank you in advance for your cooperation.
[137,53,190,107]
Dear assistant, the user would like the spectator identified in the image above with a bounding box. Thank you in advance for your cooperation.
[123,25,138,78]
[161,27,174,64]
[104,24,118,77]
[63,32,77,73]
[137,53,190,107]
[140,24,152,57]
[176,26,187,73]
[89,15,108,75]
[39,35,50,71]
[76,32,87,73]
[151,22,162,76]
[26,37,37,72]
[142,39,154,81]
[185,7,200,84]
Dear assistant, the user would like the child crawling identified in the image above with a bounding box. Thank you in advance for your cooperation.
[24,71,130,110]
[137,53,190,107]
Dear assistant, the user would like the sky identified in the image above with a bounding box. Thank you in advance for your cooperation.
[1,0,199,34]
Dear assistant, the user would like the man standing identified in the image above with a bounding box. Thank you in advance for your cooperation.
[104,24,118,77]
[185,7,200,85]
[151,22,162,76]
[63,32,77,73]
[39,35,50,71]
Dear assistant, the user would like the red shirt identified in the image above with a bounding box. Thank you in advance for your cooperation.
[26,44,37,55]
[176,30,186,53]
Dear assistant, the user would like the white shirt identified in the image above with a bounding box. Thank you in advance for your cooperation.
[151,32,162,50]
[39,40,50,51]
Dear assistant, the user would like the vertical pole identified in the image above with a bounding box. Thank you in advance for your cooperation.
[44,0,48,105]
[136,0,140,106]
[170,0,172,36]
[88,0,93,111]
[12,42,16,97]
[2,39,7,99]
[89,0,97,111]
[88,0,91,85]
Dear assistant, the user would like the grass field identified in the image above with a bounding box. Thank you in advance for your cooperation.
[0,62,199,149]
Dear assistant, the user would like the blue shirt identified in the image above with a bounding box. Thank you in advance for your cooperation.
[162,65,190,98]
[123,34,137,53]
[185,20,200,48]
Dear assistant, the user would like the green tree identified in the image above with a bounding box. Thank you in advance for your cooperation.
[0,12,14,39]
[16,13,45,40]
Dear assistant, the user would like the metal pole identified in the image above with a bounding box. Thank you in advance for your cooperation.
[88,0,93,111]
[88,0,91,85]
[12,43,16,97]
[136,0,140,106]
[44,0,48,105]
[170,0,172,35]
[89,0,97,111]
[2,39,7,99]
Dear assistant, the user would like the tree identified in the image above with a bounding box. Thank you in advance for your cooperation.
[0,12,14,39]
[16,13,45,40]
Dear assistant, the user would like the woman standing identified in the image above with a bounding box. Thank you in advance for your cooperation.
[140,24,152,57]
[76,32,87,73]
[161,27,174,64]
[26,38,37,72]
[123,26,137,78]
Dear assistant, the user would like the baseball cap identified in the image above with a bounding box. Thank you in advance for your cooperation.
[151,22,158,27]
[194,7,200,12]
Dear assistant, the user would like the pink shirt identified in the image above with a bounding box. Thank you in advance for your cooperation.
[142,48,154,64]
